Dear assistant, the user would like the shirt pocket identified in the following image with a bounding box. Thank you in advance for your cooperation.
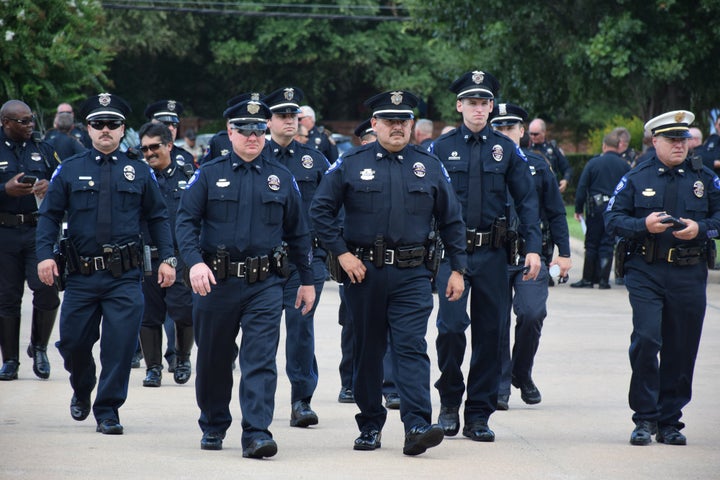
[483,161,508,193]
[347,180,383,214]
[207,185,239,223]
[443,161,468,195]
[633,190,663,216]
[70,180,99,210]
[117,181,142,211]
[684,196,708,218]
[261,191,285,225]
[405,180,434,215]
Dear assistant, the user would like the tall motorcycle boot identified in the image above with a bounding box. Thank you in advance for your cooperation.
[139,326,164,387]
[0,316,21,380]
[173,325,194,385]
[598,257,613,290]
[27,308,58,379]
[571,252,597,288]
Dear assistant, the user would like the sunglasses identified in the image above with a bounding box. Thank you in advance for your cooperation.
[5,117,35,125]
[528,132,541,136]
[231,122,267,137]
[140,142,165,153]
[162,121,179,128]
[89,120,124,130]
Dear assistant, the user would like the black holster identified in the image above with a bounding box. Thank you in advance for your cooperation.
[614,238,628,279]
[326,251,348,283]
[491,216,507,249]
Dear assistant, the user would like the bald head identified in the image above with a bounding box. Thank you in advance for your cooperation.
[528,118,547,144]
[688,127,703,150]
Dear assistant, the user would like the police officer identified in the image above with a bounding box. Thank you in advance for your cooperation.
[299,105,338,163]
[310,90,467,456]
[605,110,720,446]
[175,97,315,458]
[136,122,195,388]
[572,130,630,289]
[528,118,572,193]
[262,86,330,427]
[36,93,176,434]
[0,100,61,381]
[44,103,92,150]
[490,102,572,410]
[44,109,87,161]
[429,71,542,442]
[144,100,195,168]
[199,93,253,165]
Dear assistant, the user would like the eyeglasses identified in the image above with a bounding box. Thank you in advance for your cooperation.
[162,121,179,128]
[5,117,35,125]
[230,122,267,137]
[140,143,165,153]
[88,120,124,130]
[528,132,541,136]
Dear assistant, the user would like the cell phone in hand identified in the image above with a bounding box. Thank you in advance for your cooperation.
[19,175,38,185]
[660,215,687,229]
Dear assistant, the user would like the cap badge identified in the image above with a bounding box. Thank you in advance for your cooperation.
[168,100,176,112]
[301,155,314,169]
[267,174,281,191]
[390,91,403,106]
[499,103,507,115]
[123,165,136,181]
[99,93,111,107]
[693,180,705,198]
[412,162,426,178]
[360,168,375,181]
[284,88,294,101]
[491,144,504,162]
[675,111,685,123]
[247,101,260,115]
[472,70,485,84]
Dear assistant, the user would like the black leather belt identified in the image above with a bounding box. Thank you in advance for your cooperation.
[468,230,491,247]
[349,244,426,268]
[0,212,38,227]
[656,245,706,265]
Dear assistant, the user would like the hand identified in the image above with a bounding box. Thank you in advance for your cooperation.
[573,212,583,222]
[552,256,572,279]
[4,173,35,197]
[558,179,568,193]
[157,262,176,288]
[189,262,216,296]
[338,252,366,283]
[295,285,316,315]
[646,211,679,234]
[38,259,58,286]
[445,270,465,301]
[32,179,50,199]
[522,253,542,281]
[672,217,699,241]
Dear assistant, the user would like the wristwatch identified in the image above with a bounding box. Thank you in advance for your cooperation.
[453,268,467,275]
[161,256,178,268]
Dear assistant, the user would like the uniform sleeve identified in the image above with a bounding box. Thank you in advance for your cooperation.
[508,150,542,254]
[556,148,572,182]
[310,162,347,256]
[142,166,174,260]
[36,166,68,261]
[696,171,720,239]
[541,166,571,257]
[604,174,648,239]
[434,167,467,271]
[574,161,591,214]
[175,168,207,268]
[282,176,314,285]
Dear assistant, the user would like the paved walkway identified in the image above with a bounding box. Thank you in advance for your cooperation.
[2,239,719,479]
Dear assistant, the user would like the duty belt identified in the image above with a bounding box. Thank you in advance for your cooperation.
[656,245,707,266]
[592,193,611,207]
[75,242,142,276]
[0,212,38,227]
[349,243,426,268]
[467,230,492,249]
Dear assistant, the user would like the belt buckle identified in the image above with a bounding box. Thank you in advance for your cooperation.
[94,256,105,271]
[384,249,395,265]
[475,232,486,247]
[16,214,25,224]
[235,262,245,278]
[667,248,676,263]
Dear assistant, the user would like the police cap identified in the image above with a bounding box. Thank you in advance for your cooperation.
[226,92,263,107]
[354,118,375,138]
[490,102,528,127]
[644,110,695,139]
[144,99,184,123]
[223,97,271,130]
[450,70,500,100]
[80,93,131,122]
[364,90,419,120]
[263,87,304,114]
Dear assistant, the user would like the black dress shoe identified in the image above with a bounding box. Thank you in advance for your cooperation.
[656,425,687,445]
[598,281,611,290]
[173,359,192,384]
[0,359,19,381]
[27,344,50,379]
[201,431,225,450]
[438,405,460,436]
[96,419,123,435]
[629,420,657,446]
[70,394,91,421]
[142,366,162,387]
[290,400,318,427]
[338,387,355,403]
[496,394,509,411]
[353,429,382,451]
[570,279,594,288]
[384,393,400,410]
[243,438,278,458]
[403,424,444,456]
[131,351,143,369]
[512,376,541,404]
[463,420,495,442]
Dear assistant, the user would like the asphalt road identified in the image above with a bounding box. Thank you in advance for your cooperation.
[2,239,719,479]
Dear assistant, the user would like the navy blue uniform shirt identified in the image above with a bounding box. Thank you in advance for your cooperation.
[175,151,314,284]
[36,148,174,260]
[529,139,572,184]
[605,156,720,243]
[0,128,60,213]
[575,150,630,215]
[310,142,467,272]
[430,123,542,254]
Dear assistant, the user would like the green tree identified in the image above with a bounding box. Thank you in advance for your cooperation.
[0,0,113,127]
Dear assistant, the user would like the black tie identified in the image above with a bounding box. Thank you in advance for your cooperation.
[387,153,405,244]
[95,156,113,245]
[237,163,254,250]
[663,168,678,215]
[466,134,483,228]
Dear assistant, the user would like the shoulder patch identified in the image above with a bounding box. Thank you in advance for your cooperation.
[50,164,62,182]
[515,145,528,162]
[713,175,720,191]
[326,157,344,174]
[613,177,628,195]
[187,169,200,188]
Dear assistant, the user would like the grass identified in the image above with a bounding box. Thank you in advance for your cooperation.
[565,205,583,241]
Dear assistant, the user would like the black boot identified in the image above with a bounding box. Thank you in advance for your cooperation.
[571,252,597,288]
[27,308,57,379]
[174,325,193,385]
[139,326,163,387]
[0,316,21,380]
[598,257,613,289]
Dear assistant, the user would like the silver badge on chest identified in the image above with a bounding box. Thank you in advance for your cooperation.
[123,165,136,181]
[412,162,426,177]
[268,174,281,191]
[693,180,705,198]
[301,155,314,169]
[491,144,504,162]
[360,168,375,181]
